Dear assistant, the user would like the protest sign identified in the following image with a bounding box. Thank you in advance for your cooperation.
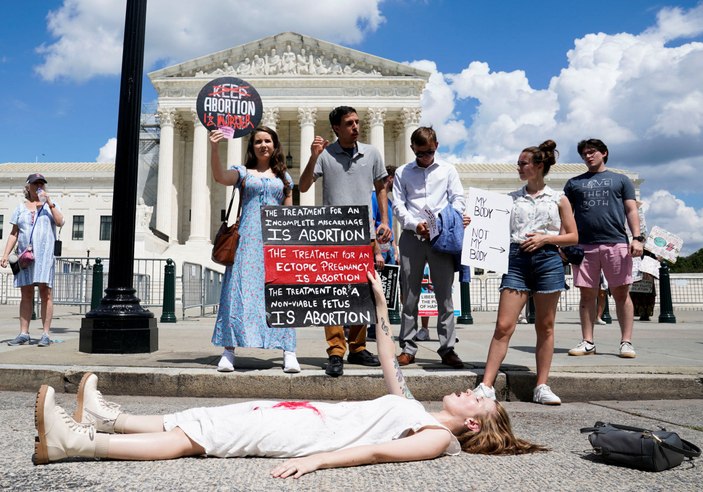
[417,265,461,317]
[262,205,374,327]
[461,187,512,274]
[644,226,684,264]
[379,264,400,311]
[196,77,263,138]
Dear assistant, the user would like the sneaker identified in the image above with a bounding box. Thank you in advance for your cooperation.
[283,351,301,373]
[8,333,30,346]
[414,328,430,341]
[533,384,562,405]
[347,349,380,367]
[74,372,122,433]
[619,341,636,358]
[568,340,596,356]
[473,382,496,400]
[33,385,99,465]
[325,355,344,377]
[217,349,235,372]
[517,314,528,324]
[38,333,51,347]
[595,318,607,325]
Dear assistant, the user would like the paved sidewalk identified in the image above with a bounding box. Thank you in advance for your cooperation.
[1,304,702,401]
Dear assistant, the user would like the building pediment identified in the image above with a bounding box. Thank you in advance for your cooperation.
[149,32,430,81]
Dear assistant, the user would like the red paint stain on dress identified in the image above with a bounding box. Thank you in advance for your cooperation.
[251,401,322,417]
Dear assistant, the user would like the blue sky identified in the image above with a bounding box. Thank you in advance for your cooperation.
[2,0,703,253]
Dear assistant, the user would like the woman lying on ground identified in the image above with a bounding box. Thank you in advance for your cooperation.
[33,272,546,477]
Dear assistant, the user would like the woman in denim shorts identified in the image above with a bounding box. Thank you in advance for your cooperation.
[473,140,578,405]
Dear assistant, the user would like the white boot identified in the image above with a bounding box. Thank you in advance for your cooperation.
[34,385,108,465]
[217,349,235,372]
[74,372,123,433]
[283,351,301,373]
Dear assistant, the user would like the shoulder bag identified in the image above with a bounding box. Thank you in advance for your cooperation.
[581,421,700,472]
[212,177,246,266]
[18,204,46,269]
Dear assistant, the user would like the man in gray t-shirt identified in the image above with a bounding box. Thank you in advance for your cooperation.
[299,106,392,377]
[563,139,644,359]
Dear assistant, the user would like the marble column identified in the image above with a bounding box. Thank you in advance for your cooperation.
[261,107,279,131]
[155,109,175,239]
[400,108,421,164]
[298,107,317,206]
[367,107,386,164]
[187,110,210,242]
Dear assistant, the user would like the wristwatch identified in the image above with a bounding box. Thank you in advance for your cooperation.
[633,235,645,242]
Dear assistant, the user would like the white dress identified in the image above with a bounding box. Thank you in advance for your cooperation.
[163,394,461,458]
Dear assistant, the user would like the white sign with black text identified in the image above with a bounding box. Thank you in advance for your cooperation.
[461,187,512,274]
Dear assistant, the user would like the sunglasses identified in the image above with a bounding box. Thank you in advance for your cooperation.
[414,150,436,158]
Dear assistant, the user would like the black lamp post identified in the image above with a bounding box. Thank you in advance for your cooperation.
[80,0,158,353]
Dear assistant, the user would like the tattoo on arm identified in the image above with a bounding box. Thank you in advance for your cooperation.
[393,359,414,399]
[380,318,390,337]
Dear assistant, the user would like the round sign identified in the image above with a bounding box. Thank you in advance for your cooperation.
[196,77,263,138]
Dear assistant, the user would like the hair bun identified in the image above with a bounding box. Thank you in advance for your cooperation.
[539,140,557,153]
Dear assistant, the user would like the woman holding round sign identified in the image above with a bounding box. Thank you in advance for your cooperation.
[197,77,299,373]
[473,140,578,405]
[209,126,300,373]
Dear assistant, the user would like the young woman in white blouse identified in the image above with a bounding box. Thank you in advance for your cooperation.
[474,140,577,405]
[33,272,546,474]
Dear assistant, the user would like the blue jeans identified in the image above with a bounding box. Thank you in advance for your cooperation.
[500,244,565,293]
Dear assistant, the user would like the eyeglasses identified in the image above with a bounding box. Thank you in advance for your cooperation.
[414,150,436,158]
[582,149,600,157]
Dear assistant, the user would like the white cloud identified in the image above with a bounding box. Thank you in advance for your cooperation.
[96,137,116,163]
[643,190,703,255]
[35,0,384,82]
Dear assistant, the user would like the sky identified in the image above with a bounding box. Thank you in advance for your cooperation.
[2,0,703,254]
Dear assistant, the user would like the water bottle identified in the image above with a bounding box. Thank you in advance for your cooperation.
[37,187,47,204]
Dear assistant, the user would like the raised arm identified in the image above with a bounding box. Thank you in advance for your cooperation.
[367,271,413,399]
[209,130,240,186]
[298,136,327,192]
[270,426,451,479]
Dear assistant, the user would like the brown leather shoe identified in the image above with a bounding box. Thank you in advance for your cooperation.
[441,350,464,369]
[397,353,415,366]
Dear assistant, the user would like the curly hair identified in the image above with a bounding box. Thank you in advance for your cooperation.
[244,126,291,197]
[456,403,547,455]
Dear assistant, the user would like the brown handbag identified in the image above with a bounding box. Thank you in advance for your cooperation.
[212,178,245,266]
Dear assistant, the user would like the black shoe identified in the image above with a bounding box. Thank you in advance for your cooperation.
[367,327,376,340]
[325,355,344,377]
[347,349,380,367]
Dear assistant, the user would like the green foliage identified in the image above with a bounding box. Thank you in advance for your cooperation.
[669,248,703,273]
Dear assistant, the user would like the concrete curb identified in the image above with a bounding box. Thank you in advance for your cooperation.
[2,364,701,402]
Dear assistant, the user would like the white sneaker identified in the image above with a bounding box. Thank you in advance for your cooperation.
[472,382,496,400]
[619,341,636,358]
[414,328,430,341]
[568,340,596,356]
[533,384,561,405]
[33,385,99,464]
[517,314,528,324]
[283,351,301,373]
[595,318,607,325]
[74,372,122,433]
[217,349,235,372]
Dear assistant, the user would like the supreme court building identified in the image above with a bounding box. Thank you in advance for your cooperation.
[0,32,641,268]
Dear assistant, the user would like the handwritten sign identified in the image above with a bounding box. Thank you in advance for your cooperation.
[262,206,374,327]
[461,187,511,274]
[644,226,683,264]
[196,77,263,138]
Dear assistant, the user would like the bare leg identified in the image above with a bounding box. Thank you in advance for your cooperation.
[104,428,205,460]
[482,289,528,387]
[610,284,634,342]
[578,287,599,342]
[533,292,560,386]
[38,284,53,334]
[421,317,429,329]
[118,415,167,434]
[19,285,33,334]
[596,289,606,319]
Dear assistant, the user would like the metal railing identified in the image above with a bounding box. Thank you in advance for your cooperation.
[182,262,224,319]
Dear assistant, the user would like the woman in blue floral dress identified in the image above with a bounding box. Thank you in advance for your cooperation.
[1,173,65,347]
[209,126,299,373]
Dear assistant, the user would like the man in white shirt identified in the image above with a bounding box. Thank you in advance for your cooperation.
[393,127,466,368]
